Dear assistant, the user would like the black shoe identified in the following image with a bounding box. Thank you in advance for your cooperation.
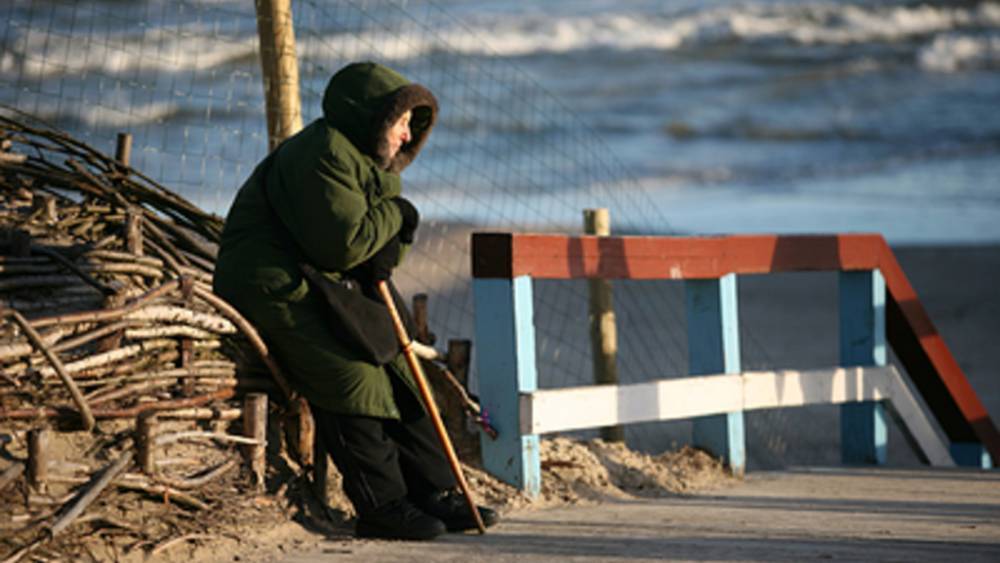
[355,498,446,541]
[416,489,499,532]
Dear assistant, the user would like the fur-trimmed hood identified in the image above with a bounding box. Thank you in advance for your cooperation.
[322,62,438,173]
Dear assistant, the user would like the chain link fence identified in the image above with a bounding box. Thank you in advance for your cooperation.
[2,0,836,464]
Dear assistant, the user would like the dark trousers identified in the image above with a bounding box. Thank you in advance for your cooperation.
[311,378,456,516]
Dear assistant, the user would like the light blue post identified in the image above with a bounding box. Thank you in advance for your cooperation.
[473,276,540,496]
[950,443,993,469]
[685,273,745,476]
[839,270,888,465]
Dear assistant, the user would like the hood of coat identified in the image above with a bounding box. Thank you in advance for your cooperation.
[322,61,438,173]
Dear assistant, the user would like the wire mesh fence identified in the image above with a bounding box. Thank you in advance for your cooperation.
[0,0,817,461]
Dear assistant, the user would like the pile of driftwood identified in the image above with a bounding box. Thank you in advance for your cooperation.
[0,112,303,561]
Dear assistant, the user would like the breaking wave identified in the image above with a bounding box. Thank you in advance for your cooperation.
[918,33,1000,71]
[5,1,1000,79]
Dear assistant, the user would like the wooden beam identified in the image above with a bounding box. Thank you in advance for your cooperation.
[471,233,883,280]
[520,366,953,467]
[878,239,1000,463]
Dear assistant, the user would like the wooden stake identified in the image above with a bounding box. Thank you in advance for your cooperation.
[412,293,434,345]
[115,132,132,167]
[584,208,623,443]
[27,429,48,493]
[125,206,143,256]
[376,281,487,534]
[137,413,157,475]
[244,393,268,489]
[254,0,303,150]
[49,450,133,537]
[8,309,96,431]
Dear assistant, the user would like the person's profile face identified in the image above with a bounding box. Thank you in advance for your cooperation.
[386,110,412,161]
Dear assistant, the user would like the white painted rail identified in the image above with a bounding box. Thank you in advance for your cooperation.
[520,365,954,467]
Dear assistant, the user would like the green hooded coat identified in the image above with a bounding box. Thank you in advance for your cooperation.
[213,62,438,418]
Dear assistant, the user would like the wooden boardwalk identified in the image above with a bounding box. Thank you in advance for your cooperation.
[284,467,1000,562]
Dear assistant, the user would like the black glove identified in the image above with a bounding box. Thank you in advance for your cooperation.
[392,197,420,244]
[349,235,401,284]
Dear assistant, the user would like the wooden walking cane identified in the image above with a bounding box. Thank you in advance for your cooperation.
[376,281,487,534]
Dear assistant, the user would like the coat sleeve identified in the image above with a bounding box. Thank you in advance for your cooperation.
[274,149,404,272]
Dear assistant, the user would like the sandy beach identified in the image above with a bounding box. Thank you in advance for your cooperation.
[394,222,1000,469]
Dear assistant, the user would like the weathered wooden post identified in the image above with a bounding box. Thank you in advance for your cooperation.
[412,294,435,345]
[447,338,479,460]
[254,0,303,151]
[840,270,888,464]
[584,208,623,443]
[244,393,268,489]
[685,274,745,476]
[137,412,157,475]
[115,132,132,167]
[27,428,48,492]
[32,195,57,224]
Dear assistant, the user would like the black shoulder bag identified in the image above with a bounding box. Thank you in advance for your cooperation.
[259,153,417,366]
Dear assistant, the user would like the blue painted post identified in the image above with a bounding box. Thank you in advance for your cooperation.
[685,273,745,476]
[473,276,541,496]
[839,270,888,465]
[950,443,993,469]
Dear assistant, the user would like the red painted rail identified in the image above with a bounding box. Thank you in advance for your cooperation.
[472,232,1000,462]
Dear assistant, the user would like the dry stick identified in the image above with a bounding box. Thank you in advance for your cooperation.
[154,458,237,490]
[7,309,94,431]
[190,285,294,400]
[146,214,217,262]
[29,277,181,329]
[142,218,191,268]
[137,413,156,475]
[375,281,486,534]
[143,235,186,277]
[37,338,177,378]
[73,366,236,390]
[51,320,137,354]
[0,327,65,361]
[48,450,133,537]
[115,475,209,510]
[84,249,163,268]
[244,393,267,489]
[0,388,235,420]
[27,429,47,492]
[157,407,242,421]
[29,245,115,296]
[154,431,262,448]
[0,462,25,493]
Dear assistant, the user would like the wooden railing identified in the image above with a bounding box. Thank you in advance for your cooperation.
[471,233,998,495]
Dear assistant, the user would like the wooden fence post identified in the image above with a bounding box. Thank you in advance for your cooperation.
[474,276,540,496]
[27,428,48,492]
[584,208,623,443]
[244,393,268,489]
[137,413,157,475]
[254,0,303,151]
[412,294,434,345]
[685,274,745,476]
[115,132,132,167]
[840,270,888,465]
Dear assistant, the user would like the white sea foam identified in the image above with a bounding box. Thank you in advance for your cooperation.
[918,33,1000,72]
[5,24,257,79]
[6,2,1000,77]
[319,1,1000,60]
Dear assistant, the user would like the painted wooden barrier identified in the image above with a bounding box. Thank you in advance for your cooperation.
[471,233,998,495]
